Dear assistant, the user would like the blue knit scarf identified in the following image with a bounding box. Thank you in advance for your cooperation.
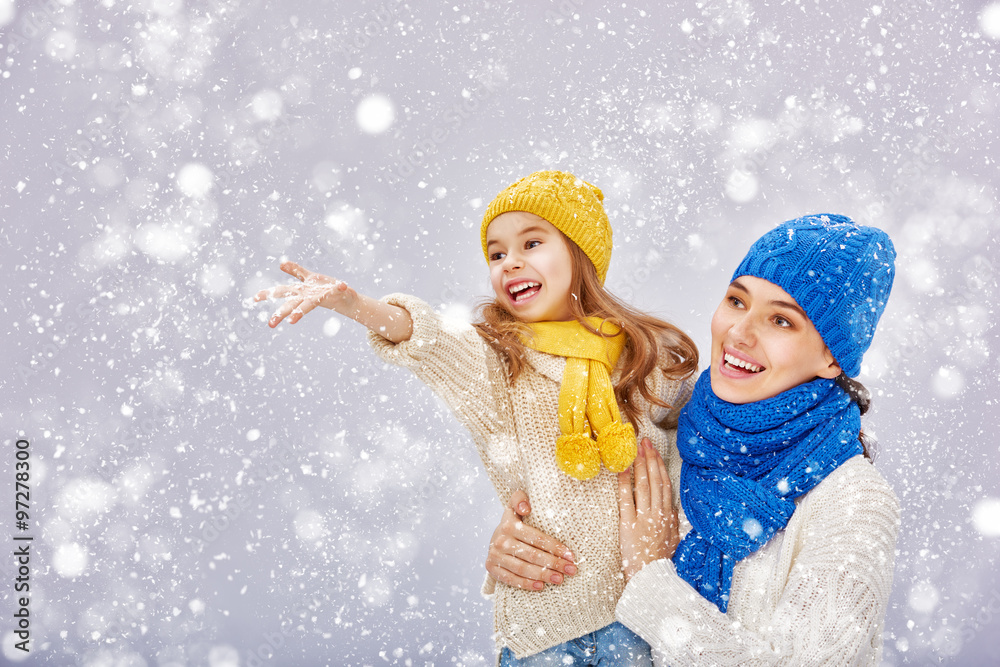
[673,370,863,613]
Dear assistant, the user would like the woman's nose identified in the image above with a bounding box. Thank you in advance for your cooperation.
[729,313,756,344]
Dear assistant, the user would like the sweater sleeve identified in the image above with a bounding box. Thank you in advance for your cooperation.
[652,372,694,430]
[615,459,900,666]
[366,293,510,441]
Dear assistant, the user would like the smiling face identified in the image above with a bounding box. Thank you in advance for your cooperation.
[485,211,575,323]
[709,276,842,404]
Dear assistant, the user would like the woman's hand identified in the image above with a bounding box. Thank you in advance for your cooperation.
[619,438,680,582]
[254,261,358,328]
[485,490,578,591]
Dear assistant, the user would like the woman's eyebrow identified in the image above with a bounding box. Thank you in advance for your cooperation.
[730,279,808,318]
[771,299,808,318]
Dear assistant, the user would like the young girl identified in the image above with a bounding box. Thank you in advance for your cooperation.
[487,214,900,665]
[255,171,699,663]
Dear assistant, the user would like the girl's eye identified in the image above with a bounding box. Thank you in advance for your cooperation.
[489,252,505,261]
[525,240,541,250]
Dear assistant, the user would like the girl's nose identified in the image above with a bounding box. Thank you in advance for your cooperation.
[502,252,523,271]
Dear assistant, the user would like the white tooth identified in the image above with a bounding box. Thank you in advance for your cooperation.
[726,353,760,372]
[509,282,539,296]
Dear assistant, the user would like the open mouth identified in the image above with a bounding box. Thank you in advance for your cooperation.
[723,352,764,374]
[507,281,541,303]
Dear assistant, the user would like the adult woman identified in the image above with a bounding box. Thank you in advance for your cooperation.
[485,214,900,665]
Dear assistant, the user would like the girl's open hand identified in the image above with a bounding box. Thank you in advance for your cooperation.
[618,438,680,582]
[254,261,357,328]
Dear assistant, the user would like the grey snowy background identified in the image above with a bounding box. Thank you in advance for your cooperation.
[1,0,999,665]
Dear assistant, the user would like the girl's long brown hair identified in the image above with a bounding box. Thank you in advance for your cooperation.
[472,239,699,426]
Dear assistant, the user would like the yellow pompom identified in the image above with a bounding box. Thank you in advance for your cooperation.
[597,421,637,473]
[556,433,601,480]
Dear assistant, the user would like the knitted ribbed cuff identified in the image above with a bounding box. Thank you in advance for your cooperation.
[365,293,441,368]
[616,557,711,652]
[481,573,496,599]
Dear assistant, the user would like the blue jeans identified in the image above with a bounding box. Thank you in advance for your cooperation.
[499,621,652,666]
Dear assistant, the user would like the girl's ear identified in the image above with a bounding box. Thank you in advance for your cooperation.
[818,347,842,379]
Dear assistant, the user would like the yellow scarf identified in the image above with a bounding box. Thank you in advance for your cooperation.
[523,318,637,480]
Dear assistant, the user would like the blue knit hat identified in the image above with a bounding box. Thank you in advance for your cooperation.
[731,214,896,377]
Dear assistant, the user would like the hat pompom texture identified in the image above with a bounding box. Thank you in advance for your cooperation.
[481,170,613,283]
[731,213,896,377]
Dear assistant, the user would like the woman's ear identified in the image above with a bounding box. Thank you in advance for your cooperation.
[818,348,842,379]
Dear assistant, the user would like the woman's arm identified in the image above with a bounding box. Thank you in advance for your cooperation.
[615,459,899,666]
[484,490,578,591]
[485,436,675,590]
[255,261,413,343]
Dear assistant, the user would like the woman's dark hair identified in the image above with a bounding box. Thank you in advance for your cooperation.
[835,373,877,461]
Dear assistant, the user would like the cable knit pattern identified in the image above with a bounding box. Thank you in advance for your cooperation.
[367,293,692,658]
[615,454,899,666]
[730,214,896,377]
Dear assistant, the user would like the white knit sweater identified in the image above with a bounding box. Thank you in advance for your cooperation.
[367,293,692,658]
[615,453,900,666]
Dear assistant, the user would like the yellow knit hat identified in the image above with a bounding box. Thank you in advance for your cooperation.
[481,170,613,283]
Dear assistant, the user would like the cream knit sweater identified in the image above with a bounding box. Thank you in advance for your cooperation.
[615,453,900,666]
[367,294,692,658]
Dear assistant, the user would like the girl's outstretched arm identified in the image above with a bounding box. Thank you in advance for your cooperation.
[254,261,413,343]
